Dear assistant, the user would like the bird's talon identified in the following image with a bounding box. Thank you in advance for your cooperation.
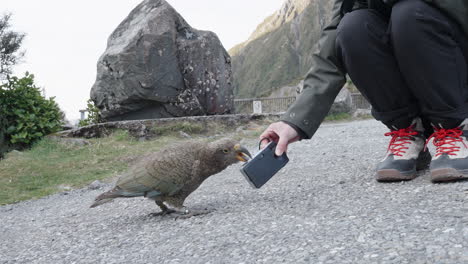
[148,209,176,217]
[173,209,212,219]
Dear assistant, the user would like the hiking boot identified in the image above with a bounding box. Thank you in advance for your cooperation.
[376,118,431,182]
[428,119,468,183]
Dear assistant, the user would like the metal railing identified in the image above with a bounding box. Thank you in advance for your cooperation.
[351,93,371,110]
[79,93,371,118]
[234,96,297,114]
[234,93,371,114]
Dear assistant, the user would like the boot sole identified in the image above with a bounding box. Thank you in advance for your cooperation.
[376,150,431,182]
[376,169,416,182]
[431,168,468,183]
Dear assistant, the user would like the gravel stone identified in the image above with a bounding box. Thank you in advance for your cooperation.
[0,120,466,264]
[88,180,106,190]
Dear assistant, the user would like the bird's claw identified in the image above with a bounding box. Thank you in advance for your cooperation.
[174,209,213,220]
[149,208,212,219]
[148,208,176,217]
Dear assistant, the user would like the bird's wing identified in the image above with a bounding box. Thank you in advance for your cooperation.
[116,144,200,197]
[115,165,163,197]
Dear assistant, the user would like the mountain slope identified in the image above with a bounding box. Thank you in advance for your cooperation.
[230,0,334,98]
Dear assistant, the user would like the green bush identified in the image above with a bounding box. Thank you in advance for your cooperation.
[78,99,101,127]
[0,73,64,147]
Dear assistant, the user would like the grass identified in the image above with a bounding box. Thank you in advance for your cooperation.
[0,114,365,206]
[324,112,352,122]
[0,130,183,205]
[152,122,205,135]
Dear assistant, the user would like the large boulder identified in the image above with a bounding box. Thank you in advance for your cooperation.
[329,87,353,115]
[91,0,234,121]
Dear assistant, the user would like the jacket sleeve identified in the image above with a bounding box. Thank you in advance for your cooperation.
[280,0,347,139]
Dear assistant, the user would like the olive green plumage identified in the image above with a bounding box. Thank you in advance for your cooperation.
[91,138,250,215]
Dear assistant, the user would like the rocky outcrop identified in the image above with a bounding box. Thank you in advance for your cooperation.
[329,88,353,115]
[56,114,281,139]
[230,0,334,98]
[230,0,312,56]
[91,0,234,121]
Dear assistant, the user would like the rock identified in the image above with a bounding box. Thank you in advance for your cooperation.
[231,0,334,98]
[235,126,245,133]
[91,0,234,121]
[56,113,281,139]
[178,131,191,138]
[58,185,72,192]
[61,120,75,131]
[353,109,372,118]
[329,88,353,115]
[88,180,106,190]
[295,80,304,97]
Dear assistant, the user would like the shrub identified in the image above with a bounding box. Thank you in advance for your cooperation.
[0,73,64,147]
[78,99,101,127]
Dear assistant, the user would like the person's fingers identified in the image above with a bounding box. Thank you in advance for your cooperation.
[260,134,278,149]
[259,137,271,149]
[259,126,276,140]
[276,134,289,156]
[259,125,279,148]
[260,122,299,154]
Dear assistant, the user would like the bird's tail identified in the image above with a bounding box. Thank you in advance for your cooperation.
[90,187,124,208]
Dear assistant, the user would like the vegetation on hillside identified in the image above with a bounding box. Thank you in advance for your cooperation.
[78,99,101,127]
[230,0,333,99]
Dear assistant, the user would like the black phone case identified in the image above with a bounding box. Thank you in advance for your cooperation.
[240,141,289,189]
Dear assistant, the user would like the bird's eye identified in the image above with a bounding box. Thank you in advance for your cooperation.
[222,149,229,153]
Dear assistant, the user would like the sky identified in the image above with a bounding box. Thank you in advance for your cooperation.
[2,0,285,122]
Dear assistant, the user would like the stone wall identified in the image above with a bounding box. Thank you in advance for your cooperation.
[57,114,281,139]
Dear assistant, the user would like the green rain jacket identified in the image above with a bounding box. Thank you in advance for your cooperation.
[281,0,468,139]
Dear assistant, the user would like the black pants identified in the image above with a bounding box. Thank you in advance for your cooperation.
[336,0,468,131]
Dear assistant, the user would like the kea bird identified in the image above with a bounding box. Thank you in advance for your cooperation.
[91,138,251,217]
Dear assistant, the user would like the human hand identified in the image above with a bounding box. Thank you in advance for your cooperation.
[259,121,300,156]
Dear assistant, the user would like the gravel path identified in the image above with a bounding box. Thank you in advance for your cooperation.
[1,120,467,264]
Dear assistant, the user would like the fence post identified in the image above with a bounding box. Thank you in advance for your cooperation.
[79,110,87,121]
[253,101,262,114]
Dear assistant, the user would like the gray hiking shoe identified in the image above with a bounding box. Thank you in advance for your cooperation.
[376,118,431,182]
[429,119,468,183]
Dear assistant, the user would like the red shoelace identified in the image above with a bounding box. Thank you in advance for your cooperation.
[385,125,418,157]
[426,127,467,157]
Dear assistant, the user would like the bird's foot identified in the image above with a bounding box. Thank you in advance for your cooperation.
[148,208,213,219]
[173,208,213,220]
[148,208,176,217]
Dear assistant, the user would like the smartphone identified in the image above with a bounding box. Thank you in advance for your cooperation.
[240,141,289,189]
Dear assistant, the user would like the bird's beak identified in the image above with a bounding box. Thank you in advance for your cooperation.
[234,144,252,162]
